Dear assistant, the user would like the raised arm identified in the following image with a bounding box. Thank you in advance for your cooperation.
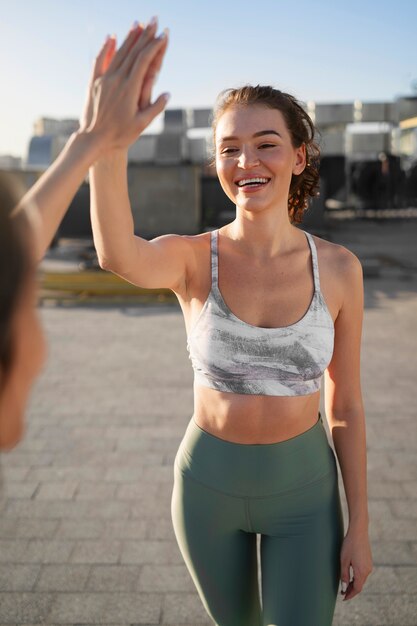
[90,150,194,293]
[11,19,172,265]
[89,19,194,293]
[12,132,101,262]
[10,31,118,261]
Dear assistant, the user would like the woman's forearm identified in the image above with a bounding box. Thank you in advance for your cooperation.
[330,407,369,532]
[89,151,138,274]
[13,130,103,261]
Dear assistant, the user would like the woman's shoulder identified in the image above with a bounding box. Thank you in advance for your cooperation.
[180,230,212,263]
[310,231,362,275]
[179,230,213,293]
[308,231,363,318]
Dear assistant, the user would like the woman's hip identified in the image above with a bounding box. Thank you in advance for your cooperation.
[174,411,339,498]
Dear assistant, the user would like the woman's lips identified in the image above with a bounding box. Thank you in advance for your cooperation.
[236,180,271,193]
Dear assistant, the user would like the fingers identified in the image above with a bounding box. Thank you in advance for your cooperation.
[340,552,372,600]
[88,16,170,144]
[119,17,159,77]
[136,91,171,130]
[106,20,147,74]
[80,34,117,132]
[102,37,117,73]
[139,73,156,112]
[341,580,354,601]
[340,560,352,600]
[91,36,116,82]
[131,33,169,100]
[139,29,169,110]
[342,576,362,601]
[153,32,169,75]
[341,567,369,601]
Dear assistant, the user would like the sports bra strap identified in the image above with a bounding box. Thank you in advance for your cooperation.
[210,228,219,290]
[303,230,321,293]
[211,228,320,294]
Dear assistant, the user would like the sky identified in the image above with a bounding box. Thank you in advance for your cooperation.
[1,0,416,159]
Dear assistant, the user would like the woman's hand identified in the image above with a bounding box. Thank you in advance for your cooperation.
[79,31,117,133]
[340,526,373,601]
[12,18,169,259]
[79,17,170,156]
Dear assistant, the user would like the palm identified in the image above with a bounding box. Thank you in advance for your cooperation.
[79,19,169,150]
[79,36,115,132]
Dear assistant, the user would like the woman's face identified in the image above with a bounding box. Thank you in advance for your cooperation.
[215,104,306,214]
[0,250,47,450]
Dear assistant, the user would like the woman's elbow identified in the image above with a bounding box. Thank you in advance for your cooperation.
[97,254,114,272]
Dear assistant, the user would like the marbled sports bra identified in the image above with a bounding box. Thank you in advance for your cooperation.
[186,228,335,396]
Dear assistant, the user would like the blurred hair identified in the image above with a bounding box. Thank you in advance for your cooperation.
[0,172,31,385]
[209,84,321,224]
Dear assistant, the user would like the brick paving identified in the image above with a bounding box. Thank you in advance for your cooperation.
[0,218,416,625]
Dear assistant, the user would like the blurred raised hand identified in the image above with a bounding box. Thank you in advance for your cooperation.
[79,17,170,154]
[12,17,169,259]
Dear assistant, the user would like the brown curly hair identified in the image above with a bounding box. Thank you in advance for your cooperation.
[209,84,321,224]
[0,172,31,387]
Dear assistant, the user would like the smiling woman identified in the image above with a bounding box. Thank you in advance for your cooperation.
[90,70,373,623]
[209,84,321,223]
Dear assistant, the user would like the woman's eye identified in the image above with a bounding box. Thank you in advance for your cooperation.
[220,144,276,155]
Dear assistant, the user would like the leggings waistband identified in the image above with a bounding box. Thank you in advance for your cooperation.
[174,411,338,498]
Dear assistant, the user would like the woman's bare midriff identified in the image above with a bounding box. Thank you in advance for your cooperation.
[192,383,322,444]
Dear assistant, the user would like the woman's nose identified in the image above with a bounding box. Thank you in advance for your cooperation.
[237,147,260,168]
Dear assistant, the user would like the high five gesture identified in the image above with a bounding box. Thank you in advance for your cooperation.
[13,17,169,259]
[80,17,170,154]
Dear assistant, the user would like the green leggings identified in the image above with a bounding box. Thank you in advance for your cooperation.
[171,412,345,626]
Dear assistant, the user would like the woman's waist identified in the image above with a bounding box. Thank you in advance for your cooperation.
[192,383,321,445]
[175,409,336,498]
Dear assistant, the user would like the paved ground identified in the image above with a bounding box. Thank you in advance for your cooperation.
[0,218,416,625]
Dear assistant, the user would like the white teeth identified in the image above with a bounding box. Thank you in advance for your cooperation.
[237,177,269,187]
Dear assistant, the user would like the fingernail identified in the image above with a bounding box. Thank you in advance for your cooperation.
[132,20,139,29]
[163,92,171,102]
[158,27,169,39]
[105,34,111,41]
[341,581,347,593]
[149,15,158,27]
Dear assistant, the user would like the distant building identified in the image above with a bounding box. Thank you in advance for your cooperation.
[0,154,22,169]
[3,95,415,236]
[25,117,78,169]
[23,96,417,170]
[33,117,79,137]
[26,134,68,170]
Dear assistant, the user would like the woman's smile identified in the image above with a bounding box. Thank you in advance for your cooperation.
[214,104,305,212]
[235,176,272,193]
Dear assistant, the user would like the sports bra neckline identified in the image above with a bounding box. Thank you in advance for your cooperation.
[209,228,322,332]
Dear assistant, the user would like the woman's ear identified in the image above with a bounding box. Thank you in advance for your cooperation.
[293,143,307,175]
